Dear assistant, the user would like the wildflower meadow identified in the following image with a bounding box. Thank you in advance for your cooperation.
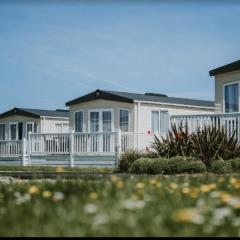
[0,174,240,237]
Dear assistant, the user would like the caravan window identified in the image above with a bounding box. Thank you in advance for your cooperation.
[151,110,169,134]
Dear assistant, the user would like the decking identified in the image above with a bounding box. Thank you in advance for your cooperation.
[1,112,240,167]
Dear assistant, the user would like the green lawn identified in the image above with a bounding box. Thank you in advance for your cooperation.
[0,174,240,237]
[0,165,114,173]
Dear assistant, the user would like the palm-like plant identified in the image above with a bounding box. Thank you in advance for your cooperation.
[151,123,193,158]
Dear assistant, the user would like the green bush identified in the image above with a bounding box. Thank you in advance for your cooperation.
[210,160,232,174]
[228,158,240,172]
[117,150,142,173]
[130,156,206,175]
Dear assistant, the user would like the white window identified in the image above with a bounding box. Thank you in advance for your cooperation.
[151,110,169,134]
[224,82,239,113]
[0,124,6,140]
[10,123,18,140]
[89,109,113,132]
[75,111,84,132]
[119,109,129,132]
[26,122,37,137]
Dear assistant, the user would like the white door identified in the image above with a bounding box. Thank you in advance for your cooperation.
[89,110,113,152]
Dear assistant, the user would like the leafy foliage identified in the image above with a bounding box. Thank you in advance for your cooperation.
[151,123,193,158]
[151,124,240,166]
[210,160,232,174]
[117,150,142,173]
[129,156,206,175]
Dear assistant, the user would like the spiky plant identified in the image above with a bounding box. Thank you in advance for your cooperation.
[151,123,193,158]
[191,126,240,166]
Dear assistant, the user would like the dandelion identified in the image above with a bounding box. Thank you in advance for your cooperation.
[56,166,64,173]
[28,186,39,195]
[170,183,178,189]
[219,191,231,203]
[182,187,190,194]
[136,182,144,189]
[200,184,216,193]
[42,190,52,198]
[173,208,205,225]
[52,192,64,202]
[90,192,98,200]
[230,177,237,184]
[116,180,124,188]
[84,203,98,214]
[111,175,118,182]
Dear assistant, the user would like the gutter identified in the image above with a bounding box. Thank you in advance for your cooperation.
[134,100,214,110]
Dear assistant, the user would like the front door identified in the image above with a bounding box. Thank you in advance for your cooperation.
[89,110,113,152]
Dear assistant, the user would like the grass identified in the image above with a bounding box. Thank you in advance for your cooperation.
[0,165,114,173]
[0,174,240,237]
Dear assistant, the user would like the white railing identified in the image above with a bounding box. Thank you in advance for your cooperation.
[121,132,163,153]
[30,133,70,155]
[170,112,240,141]
[0,140,22,157]
[74,132,116,155]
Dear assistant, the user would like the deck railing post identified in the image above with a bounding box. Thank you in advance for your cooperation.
[22,138,27,166]
[28,132,32,166]
[117,129,122,158]
[69,130,74,167]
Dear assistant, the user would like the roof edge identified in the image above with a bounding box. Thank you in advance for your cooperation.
[66,89,134,106]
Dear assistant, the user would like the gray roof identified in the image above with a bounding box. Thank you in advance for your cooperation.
[66,89,214,108]
[20,108,69,118]
[0,108,69,119]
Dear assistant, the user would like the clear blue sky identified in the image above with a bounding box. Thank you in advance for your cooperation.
[0,0,240,113]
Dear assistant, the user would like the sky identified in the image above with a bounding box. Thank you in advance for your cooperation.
[0,0,240,113]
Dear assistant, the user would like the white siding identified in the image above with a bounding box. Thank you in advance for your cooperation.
[135,102,214,133]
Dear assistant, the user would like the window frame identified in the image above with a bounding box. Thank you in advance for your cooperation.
[223,81,240,113]
[9,122,18,140]
[74,110,85,133]
[151,108,169,134]
[88,108,114,132]
[119,108,130,132]
[26,122,37,137]
[0,123,6,140]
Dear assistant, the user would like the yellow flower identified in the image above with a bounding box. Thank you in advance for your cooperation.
[170,183,178,189]
[116,180,124,188]
[200,184,216,193]
[182,187,190,194]
[149,178,161,187]
[90,192,98,200]
[111,175,118,182]
[230,177,237,184]
[219,191,231,203]
[136,182,144,189]
[56,166,64,173]
[28,186,39,195]
[42,190,52,198]
[173,208,204,224]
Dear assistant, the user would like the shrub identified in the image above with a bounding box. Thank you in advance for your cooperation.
[228,158,240,172]
[210,160,232,174]
[151,124,193,158]
[117,150,142,173]
[151,123,240,167]
[191,126,240,167]
[129,156,206,175]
